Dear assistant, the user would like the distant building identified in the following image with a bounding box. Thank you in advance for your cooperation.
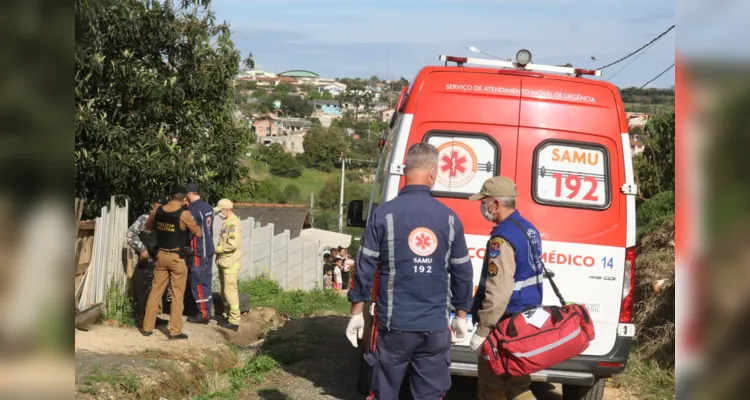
[380,108,395,123]
[318,82,347,97]
[626,112,650,128]
[277,70,320,84]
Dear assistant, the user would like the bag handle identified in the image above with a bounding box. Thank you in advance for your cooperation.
[508,219,567,306]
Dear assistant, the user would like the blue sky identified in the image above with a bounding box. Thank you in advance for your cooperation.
[212,0,678,88]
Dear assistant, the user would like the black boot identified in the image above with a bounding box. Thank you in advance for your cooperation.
[218,320,240,332]
[170,333,188,340]
[187,314,210,325]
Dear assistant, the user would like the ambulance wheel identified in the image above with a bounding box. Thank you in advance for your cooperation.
[562,378,606,400]
[356,348,372,395]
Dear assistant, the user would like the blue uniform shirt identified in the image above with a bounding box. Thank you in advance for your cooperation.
[349,185,474,332]
[188,199,215,257]
[472,210,544,326]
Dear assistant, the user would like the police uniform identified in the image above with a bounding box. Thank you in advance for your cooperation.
[348,184,474,399]
[126,196,166,324]
[214,199,242,330]
[185,183,215,322]
[469,177,544,400]
[142,187,203,338]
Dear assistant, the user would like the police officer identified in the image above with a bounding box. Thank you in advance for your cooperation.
[214,199,242,332]
[346,143,474,399]
[468,176,544,399]
[185,183,215,324]
[126,195,167,327]
[142,187,203,339]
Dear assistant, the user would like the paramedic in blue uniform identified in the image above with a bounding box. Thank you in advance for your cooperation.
[346,143,474,400]
[468,176,545,400]
[185,183,216,324]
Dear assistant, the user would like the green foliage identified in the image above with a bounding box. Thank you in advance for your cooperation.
[279,95,314,118]
[258,144,302,179]
[238,275,350,317]
[636,191,675,240]
[75,0,255,220]
[235,80,257,91]
[252,178,285,203]
[251,90,268,99]
[274,82,295,94]
[282,184,301,203]
[633,110,675,199]
[103,279,134,327]
[315,177,371,211]
[302,126,349,170]
[619,87,674,105]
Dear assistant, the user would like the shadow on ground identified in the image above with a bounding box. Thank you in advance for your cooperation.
[261,315,362,400]
[258,315,561,399]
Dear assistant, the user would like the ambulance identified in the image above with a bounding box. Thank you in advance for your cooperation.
[346,49,637,399]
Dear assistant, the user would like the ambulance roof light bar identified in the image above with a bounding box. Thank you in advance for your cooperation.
[439,53,602,77]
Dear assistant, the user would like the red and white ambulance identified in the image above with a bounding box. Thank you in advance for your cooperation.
[347,49,638,399]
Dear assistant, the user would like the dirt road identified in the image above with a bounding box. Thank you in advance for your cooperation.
[75,309,635,399]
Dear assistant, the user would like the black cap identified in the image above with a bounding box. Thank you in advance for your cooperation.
[170,186,188,196]
[151,196,167,205]
[186,183,199,193]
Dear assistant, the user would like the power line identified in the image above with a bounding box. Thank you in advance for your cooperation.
[607,40,657,82]
[597,25,675,70]
[633,63,675,93]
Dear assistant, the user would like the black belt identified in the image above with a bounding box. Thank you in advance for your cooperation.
[158,248,180,254]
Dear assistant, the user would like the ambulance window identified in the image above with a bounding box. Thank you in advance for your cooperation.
[424,132,499,198]
[532,141,610,209]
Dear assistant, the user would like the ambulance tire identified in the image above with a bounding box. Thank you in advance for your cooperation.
[562,378,606,400]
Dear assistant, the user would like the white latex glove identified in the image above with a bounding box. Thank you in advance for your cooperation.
[469,333,486,354]
[346,313,365,348]
[451,317,469,341]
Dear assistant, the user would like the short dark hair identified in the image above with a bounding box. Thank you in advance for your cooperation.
[171,193,187,202]
[324,253,330,259]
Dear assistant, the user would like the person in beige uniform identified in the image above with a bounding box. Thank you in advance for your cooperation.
[214,199,242,332]
[469,176,545,399]
[142,187,203,339]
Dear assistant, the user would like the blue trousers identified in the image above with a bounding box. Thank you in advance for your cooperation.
[190,254,214,319]
[369,329,452,400]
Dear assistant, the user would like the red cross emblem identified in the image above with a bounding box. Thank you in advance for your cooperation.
[441,151,467,177]
[415,233,431,250]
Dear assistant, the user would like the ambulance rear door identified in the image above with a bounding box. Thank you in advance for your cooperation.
[516,77,626,356]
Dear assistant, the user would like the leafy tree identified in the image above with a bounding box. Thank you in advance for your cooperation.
[251,90,268,99]
[310,117,322,127]
[243,53,255,70]
[253,178,284,203]
[274,82,295,94]
[235,80,257,91]
[315,178,372,211]
[283,184,302,203]
[339,89,374,123]
[633,110,675,199]
[302,126,348,170]
[629,125,644,137]
[368,75,380,87]
[298,83,316,95]
[320,90,333,100]
[280,95,314,118]
[75,0,255,221]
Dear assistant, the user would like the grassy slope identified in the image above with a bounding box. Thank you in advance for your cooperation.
[245,157,338,203]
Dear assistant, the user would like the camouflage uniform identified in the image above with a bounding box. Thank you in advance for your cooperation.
[128,213,172,304]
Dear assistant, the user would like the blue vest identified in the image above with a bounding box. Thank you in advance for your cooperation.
[474,211,544,321]
[188,199,215,257]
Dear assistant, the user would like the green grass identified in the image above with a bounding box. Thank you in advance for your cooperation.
[83,366,141,394]
[612,351,675,400]
[239,274,350,318]
[195,355,280,400]
[277,168,336,202]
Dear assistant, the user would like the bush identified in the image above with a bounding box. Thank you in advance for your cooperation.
[636,190,675,240]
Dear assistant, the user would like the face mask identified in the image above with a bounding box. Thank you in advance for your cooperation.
[480,202,494,222]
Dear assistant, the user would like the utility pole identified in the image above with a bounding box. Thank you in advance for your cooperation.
[310,192,315,227]
[338,153,347,233]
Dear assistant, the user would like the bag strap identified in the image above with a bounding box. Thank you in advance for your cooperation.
[507,218,566,306]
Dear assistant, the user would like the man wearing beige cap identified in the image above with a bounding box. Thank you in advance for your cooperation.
[468,176,545,399]
[214,199,242,331]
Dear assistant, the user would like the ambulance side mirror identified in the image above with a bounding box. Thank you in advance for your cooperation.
[347,200,367,228]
